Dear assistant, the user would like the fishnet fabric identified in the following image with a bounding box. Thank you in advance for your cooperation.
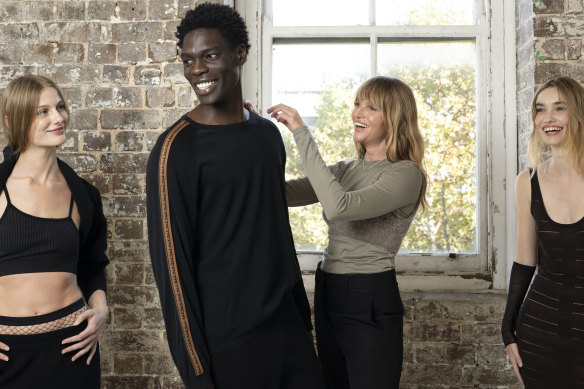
[0,306,87,335]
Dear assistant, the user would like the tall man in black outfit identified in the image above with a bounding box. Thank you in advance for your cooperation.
[145,4,325,389]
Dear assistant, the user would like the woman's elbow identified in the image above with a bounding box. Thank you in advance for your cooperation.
[323,208,352,221]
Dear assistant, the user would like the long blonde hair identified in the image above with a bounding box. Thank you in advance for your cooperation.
[528,76,584,174]
[354,76,427,209]
[1,75,70,155]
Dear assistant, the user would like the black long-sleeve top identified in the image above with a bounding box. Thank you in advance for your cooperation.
[146,112,311,389]
[0,150,109,300]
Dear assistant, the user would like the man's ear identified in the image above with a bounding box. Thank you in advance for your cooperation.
[236,44,247,66]
[4,116,8,129]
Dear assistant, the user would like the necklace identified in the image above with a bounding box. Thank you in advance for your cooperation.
[361,159,385,172]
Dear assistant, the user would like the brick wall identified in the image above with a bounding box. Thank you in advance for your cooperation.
[516,0,535,171]
[0,1,209,388]
[0,1,581,388]
[516,0,584,170]
[399,292,522,389]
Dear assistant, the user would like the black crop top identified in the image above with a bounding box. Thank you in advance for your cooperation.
[0,186,80,277]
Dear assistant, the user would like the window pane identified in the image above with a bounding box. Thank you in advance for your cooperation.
[378,41,477,254]
[272,43,369,250]
[273,41,478,255]
[273,0,369,26]
[376,0,475,25]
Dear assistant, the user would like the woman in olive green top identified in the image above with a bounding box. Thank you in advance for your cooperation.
[268,76,427,389]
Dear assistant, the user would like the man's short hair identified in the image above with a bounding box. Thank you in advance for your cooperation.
[176,3,251,54]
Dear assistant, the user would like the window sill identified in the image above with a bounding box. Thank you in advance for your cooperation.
[297,250,496,292]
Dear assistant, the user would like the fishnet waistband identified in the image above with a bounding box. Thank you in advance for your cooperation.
[0,306,87,335]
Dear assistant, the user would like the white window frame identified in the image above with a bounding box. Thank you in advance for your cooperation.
[236,0,516,290]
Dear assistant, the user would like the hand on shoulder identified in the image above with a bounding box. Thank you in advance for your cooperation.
[267,104,306,132]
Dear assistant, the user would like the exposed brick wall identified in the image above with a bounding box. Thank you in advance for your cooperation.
[399,293,522,389]
[516,0,584,169]
[516,0,535,171]
[0,0,579,388]
[0,1,212,388]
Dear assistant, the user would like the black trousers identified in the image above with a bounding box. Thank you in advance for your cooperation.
[0,300,100,389]
[315,264,404,389]
[210,292,325,389]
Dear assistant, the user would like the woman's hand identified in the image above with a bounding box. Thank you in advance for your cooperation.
[0,341,9,361]
[62,290,108,365]
[267,104,305,132]
[505,343,524,384]
[243,99,258,114]
[62,305,108,364]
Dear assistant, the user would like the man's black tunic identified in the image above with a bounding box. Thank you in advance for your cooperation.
[146,112,311,388]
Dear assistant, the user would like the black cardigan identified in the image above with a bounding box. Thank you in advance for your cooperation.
[146,113,312,389]
[0,150,109,300]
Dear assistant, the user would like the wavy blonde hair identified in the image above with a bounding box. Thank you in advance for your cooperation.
[354,76,427,209]
[528,76,584,174]
[1,75,69,155]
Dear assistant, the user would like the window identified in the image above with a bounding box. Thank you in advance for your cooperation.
[237,0,516,289]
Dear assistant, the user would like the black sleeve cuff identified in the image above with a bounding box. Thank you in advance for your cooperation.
[501,262,536,346]
[78,271,107,301]
[290,279,313,331]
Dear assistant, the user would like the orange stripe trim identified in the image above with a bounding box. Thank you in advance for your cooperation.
[158,120,204,376]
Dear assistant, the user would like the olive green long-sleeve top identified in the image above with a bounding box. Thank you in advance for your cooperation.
[286,126,423,274]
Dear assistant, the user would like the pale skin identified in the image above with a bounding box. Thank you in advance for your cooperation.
[506,86,584,384]
[0,87,108,364]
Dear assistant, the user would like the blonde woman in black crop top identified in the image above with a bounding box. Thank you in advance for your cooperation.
[0,75,109,388]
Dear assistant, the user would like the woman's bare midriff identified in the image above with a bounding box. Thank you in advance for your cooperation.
[0,272,83,317]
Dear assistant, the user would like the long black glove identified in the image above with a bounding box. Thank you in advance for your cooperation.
[501,261,536,346]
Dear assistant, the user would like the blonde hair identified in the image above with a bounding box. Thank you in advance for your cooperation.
[1,75,69,155]
[528,76,584,174]
[354,76,427,209]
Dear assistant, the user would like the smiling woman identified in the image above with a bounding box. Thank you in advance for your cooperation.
[0,75,109,389]
[502,76,584,388]
[269,76,427,388]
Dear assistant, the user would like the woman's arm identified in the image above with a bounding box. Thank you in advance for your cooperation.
[76,183,109,301]
[502,169,537,385]
[291,126,422,221]
[286,176,318,207]
[62,182,109,364]
[61,289,108,364]
[269,104,422,221]
[286,162,347,207]
[514,170,537,267]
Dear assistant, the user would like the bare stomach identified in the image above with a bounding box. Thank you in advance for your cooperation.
[0,272,83,317]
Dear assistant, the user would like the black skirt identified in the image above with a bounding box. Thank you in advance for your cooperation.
[0,299,100,389]
[517,272,584,388]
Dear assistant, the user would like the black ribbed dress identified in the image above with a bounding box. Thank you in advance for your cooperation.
[516,171,584,388]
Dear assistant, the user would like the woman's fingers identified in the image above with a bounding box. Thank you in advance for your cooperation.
[63,332,97,359]
[61,305,107,361]
[61,324,91,346]
[86,343,97,365]
[243,99,257,114]
[70,340,95,362]
[505,343,524,384]
[0,341,9,361]
[267,104,305,130]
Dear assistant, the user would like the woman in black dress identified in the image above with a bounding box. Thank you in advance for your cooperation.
[0,75,109,388]
[502,76,584,388]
